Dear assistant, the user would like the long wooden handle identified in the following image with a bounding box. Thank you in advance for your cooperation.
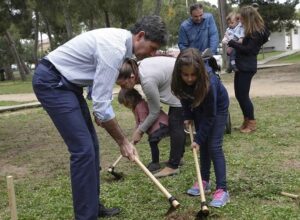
[189,125,209,212]
[134,157,180,208]
[7,176,18,220]
[112,155,123,167]
[108,155,123,172]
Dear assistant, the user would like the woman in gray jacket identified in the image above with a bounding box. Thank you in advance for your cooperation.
[117,56,186,178]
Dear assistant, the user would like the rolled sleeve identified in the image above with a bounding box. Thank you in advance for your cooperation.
[92,45,126,122]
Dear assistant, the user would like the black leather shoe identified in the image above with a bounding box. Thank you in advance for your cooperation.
[98,203,120,218]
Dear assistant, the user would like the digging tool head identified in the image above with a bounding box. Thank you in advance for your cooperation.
[107,166,123,180]
[165,196,180,216]
[165,205,178,216]
[196,204,209,219]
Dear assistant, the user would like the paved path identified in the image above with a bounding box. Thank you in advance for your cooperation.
[0,87,124,113]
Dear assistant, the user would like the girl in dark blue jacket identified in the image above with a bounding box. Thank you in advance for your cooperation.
[171,48,230,207]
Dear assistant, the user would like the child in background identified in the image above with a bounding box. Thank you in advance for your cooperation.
[171,48,230,207]
[118,88,169,172]
[222,12,244,72]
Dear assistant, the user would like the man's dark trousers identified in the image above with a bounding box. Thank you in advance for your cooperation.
[32,61,100,220]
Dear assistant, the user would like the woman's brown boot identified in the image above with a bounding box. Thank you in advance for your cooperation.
[236,117,248,131]
[240,120,256,133]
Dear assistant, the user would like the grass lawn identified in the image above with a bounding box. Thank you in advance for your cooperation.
[0,97,299,220]
[0,101,33,106]
[0,74,33,95]
[257,51,284,61]
[270,52,300,64]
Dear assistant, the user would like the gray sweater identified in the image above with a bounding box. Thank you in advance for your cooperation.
[138,56,181,132]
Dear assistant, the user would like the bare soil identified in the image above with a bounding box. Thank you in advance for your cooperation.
[223,63,300,97]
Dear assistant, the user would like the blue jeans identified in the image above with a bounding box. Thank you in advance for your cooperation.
[32,60,99,220]
[199,114,227,191]
[234,71,255,120]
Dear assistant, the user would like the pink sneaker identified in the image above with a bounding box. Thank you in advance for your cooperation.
[186,180,211,196]
[209,189,230,207]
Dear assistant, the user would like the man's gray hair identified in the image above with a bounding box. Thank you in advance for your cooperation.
[130,15,168,46]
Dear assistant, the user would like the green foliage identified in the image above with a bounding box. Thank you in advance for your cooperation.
[229,0,300,32]
[0,1,11,33]
[110,0,138,28]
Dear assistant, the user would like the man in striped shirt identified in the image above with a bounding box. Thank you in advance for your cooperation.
[32,15,167,219]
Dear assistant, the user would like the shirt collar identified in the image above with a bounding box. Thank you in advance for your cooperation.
[125,32,133,58]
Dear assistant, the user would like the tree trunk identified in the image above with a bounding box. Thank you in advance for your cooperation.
[0,68,5,81]
[33,10,39,66]
[88,13,95,30]
[62,0,73,40]
[20,56,31,75]
[3,64,15,81]
[218,0,228,69]
[4,30,26,81]
[120,15,126,29]
[40,32,44,55]
[154,0,162,15]
[104,10,110,28]
[44,17,54,51]
[136,0,143,18]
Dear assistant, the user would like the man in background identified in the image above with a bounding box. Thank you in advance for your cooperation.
[178,3,219,54]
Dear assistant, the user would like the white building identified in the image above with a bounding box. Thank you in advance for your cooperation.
[264,21,300,51]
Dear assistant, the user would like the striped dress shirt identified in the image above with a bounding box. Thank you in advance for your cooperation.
[47,28,133,122]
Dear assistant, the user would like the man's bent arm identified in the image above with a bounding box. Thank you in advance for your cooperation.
[100,118,137,160]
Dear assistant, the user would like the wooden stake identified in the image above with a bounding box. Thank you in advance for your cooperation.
[6,176,18,220]
[281,191,299,199]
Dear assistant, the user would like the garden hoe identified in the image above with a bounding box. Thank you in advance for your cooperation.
[134,157,180,213]
[188,125,209,218]
[107,155,124,180]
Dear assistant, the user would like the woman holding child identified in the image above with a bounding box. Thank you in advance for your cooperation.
[227,6,269,133]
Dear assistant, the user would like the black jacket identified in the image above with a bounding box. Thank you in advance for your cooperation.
[228,29,269,73]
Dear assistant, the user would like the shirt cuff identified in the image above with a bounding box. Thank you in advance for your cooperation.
[93,105,115,122]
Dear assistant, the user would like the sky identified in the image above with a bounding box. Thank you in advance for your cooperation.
[207,0,300,9]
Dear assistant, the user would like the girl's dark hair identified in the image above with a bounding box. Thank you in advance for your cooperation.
[117,58,139,80]
[171,48,209,108]
[118,88,143,111]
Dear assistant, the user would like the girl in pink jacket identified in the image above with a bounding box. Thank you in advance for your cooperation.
[118,88,169,172]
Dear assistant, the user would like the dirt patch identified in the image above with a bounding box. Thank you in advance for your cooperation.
[0,162,29,178]
[223,63,300,98]
[283,159,300,170]
[0,93,37,102]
